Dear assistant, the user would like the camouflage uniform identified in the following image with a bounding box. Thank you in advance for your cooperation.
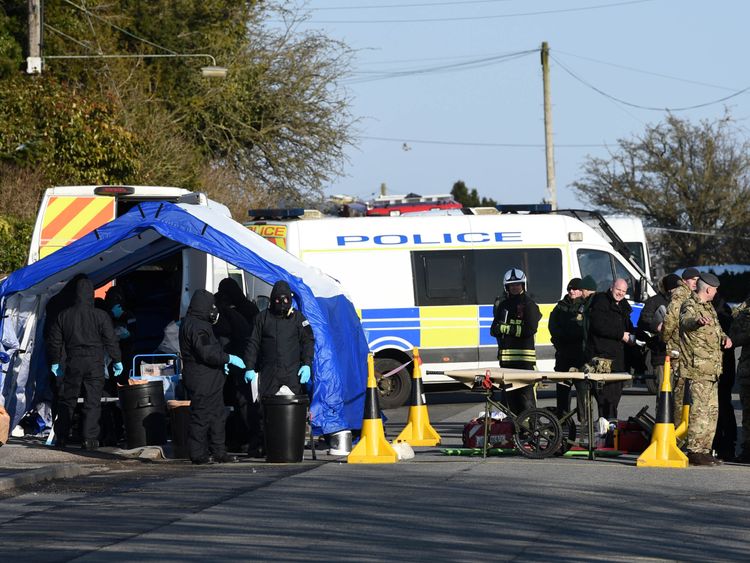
[730,299,750,458]
[664,282,692,424]
[678,292,727,454]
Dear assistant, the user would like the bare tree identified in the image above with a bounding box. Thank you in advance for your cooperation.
[572,113,750,271]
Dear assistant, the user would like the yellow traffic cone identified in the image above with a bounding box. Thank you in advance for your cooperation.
[674,378,691,441]
[637,355,688,468]
[395,348,441,447]
[348,354,398,464]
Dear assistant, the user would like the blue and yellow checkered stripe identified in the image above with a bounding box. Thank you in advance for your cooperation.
[360,305,554,350]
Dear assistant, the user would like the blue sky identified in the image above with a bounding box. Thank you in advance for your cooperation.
[295,0,748,208]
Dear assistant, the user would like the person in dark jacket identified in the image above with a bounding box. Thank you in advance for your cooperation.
[104,286,137,385]
[549,277,585,414]
[490,268,542,414]
[47,277,122,450]
[217,277,260,328]
[585,278,634,420]
[43,274,87,408]
[213,290,262,455]
[712,290,737,461]
[179,289,244,464]
[637,274,681,393]
[244,281,315,398]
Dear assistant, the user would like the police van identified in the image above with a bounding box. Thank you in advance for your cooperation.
[28,185,245,353]
[246,208,652,408]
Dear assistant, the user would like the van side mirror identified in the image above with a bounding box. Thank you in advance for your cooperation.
[638,277,648,302]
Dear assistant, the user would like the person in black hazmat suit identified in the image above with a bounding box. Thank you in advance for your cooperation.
[244,280,315,403]
[212,289,259,454]
[47,277,123,450]
[179,289,245,464]
[104,286,137,386]
[44,273,87,413]
[217,277,260,328]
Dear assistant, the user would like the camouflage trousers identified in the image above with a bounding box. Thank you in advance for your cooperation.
[682,378,719,454]
[740,383,750,453]
[583,357,623,419]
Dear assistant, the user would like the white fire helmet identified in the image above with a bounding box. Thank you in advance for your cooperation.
[503,268,527,291]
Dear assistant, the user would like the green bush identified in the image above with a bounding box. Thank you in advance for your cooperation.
[0,215,33,274]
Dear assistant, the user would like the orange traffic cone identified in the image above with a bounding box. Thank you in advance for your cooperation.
[637,356,688,468]
[395,348,441,447]
[348,354,398,464]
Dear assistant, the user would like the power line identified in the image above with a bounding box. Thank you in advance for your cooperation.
[61,0,177,54]
[312,0,514,10]
[551,54,750,112]
[344,49,535,84]
[555,50,738,92]
[361,135,608,148]
[306,0,654,24]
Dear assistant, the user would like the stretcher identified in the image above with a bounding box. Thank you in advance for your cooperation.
[426,367,632,461]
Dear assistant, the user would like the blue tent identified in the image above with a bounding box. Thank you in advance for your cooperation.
[0,201,368,434]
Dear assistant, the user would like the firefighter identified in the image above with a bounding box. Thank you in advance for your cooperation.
[47,277,122,450]
[179,289,244,464]
[490,268,542,414]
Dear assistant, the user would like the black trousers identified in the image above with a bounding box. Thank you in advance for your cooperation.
[54,356,105,442]
[713,351,737,458]
[188,386,227,461]
[595,381,624,420]
[554,355,584,414]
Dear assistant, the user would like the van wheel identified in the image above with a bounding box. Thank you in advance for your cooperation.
[374,357,412,410]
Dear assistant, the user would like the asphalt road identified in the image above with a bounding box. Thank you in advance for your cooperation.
[1,383,748,562]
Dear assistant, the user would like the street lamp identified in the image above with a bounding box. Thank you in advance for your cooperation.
[38,52,228,78]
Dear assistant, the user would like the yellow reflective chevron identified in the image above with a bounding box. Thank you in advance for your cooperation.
[501,349,537,362]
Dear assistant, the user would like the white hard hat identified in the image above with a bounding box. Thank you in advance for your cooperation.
[503,268,527,288]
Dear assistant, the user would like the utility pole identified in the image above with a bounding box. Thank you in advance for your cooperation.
[27,0,43,74]
[541,41,557,210]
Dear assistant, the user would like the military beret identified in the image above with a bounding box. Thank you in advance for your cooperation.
[580,275,597,291]
[567,277,583,291]
[699,272,720,288]
[681,267,700,280]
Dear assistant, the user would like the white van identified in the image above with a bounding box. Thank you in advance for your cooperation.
[28,185,244,353]
[246,210,651,408]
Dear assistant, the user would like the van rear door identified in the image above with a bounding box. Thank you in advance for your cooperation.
[39,196,115,259]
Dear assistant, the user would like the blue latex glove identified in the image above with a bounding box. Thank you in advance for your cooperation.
[298,365,311,384]
[115,326,130,340]
[51,363,63,378]
[113,362,123,377]
[244,369,257,383]
[111,304,124,319]
[227,354,245,369]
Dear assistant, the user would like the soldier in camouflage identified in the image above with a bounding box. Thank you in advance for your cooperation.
[664,267,700,426]
[730,296,750,463]
[678,272,732,467]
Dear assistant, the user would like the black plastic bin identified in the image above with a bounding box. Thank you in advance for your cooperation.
[118,381,167,449]
[262,394,310,463]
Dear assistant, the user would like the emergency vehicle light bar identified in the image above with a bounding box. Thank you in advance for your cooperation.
[495,204,553,214]
[94,186,135,196]
[248,208,304,219]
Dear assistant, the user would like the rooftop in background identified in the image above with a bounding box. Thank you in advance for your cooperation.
[366,192,461,216]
